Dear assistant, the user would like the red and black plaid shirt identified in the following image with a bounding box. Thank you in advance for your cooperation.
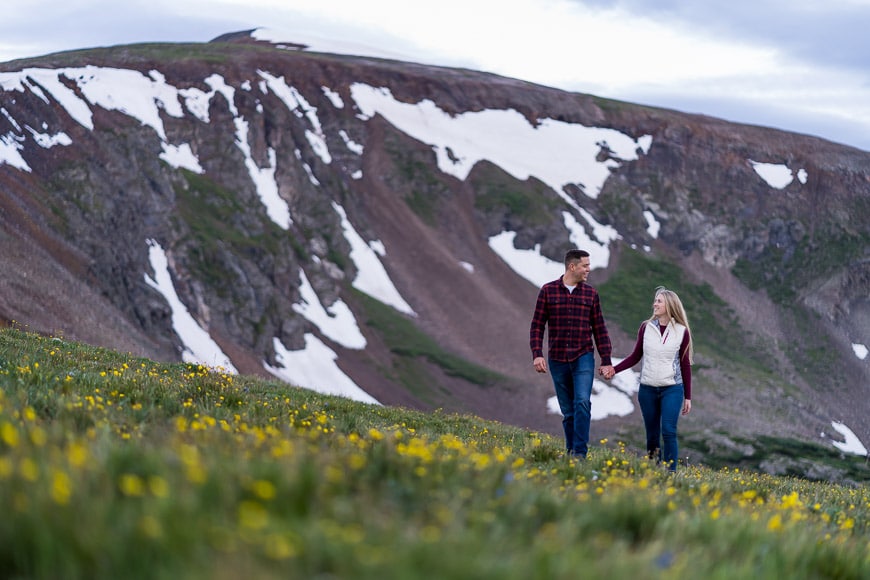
[529,278,612,364]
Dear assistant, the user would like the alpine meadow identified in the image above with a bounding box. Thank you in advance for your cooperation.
[0,327,868,578]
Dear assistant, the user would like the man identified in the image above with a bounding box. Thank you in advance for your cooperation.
[530,249,614,458]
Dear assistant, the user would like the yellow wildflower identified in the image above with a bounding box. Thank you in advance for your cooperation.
[51,469,72,505]
[120,474,145,497]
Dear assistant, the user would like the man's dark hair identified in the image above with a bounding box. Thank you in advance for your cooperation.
[564,249,589,267]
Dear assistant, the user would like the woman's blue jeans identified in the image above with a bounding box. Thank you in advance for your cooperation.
[638,383,684,471]
[549,352,594,457]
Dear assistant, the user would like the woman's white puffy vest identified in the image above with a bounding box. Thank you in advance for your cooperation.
[639,320,686,387]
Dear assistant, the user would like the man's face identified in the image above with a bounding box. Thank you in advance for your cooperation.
[569,257,591,283]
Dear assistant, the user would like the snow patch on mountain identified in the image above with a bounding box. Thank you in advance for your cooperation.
[264,335,379,404]
[293,269,367,349]
[28,127,72,149]
[349,83,651,200]
[143,239,238,373]
[160,143,203,173]
[749,160,808,189]
[488,232,562,287]
[259,71,332,164]
[233,116,291,228]
[644,210,661,238]
[332,201,416,316]
[0,133,28,171]
[829,421,868,456]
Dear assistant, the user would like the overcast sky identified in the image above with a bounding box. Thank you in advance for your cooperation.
[2,0,870,152]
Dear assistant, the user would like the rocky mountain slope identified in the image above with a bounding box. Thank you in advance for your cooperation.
[1,33,868,481]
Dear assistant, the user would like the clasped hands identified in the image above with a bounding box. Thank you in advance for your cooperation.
[533,358,616,380]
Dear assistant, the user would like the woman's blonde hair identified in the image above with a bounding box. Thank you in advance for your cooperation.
[649,286,694,363]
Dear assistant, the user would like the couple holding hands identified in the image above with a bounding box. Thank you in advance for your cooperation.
[529,249,694,471]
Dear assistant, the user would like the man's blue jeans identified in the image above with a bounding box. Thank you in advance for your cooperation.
[549,352,594,457]
[638,383,684,471]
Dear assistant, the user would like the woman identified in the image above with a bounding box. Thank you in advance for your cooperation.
[602,286,693,471]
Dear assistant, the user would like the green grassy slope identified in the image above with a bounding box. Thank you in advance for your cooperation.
[0,327,868,579]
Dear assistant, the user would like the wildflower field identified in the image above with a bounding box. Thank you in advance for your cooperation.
[0,327,868,579]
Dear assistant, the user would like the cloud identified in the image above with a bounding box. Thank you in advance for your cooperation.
[2,0,870,151]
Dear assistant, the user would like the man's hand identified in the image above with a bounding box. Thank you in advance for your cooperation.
[533,357,547,374]
[598,365,615,380]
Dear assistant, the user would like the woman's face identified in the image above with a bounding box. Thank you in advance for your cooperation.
[653,294,667,318]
